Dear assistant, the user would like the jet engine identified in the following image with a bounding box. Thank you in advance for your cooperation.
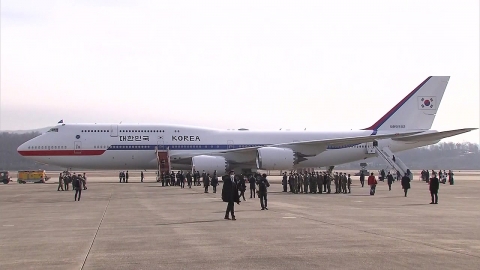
[256,147,295,170]
[191,155,228,175]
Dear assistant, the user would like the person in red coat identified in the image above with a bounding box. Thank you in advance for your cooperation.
[368,172,377,195]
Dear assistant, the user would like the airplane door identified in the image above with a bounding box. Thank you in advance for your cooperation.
[110,125,118,137]
[74,141,82,154]
[227,140,234,150]
[156,141,170,174]
[157,140,165,151]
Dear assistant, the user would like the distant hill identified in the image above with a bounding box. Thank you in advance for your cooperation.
[1,126,52,135]
[0,131,64,171]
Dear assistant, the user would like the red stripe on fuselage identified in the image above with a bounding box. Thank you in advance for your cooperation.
[18,150,106,156]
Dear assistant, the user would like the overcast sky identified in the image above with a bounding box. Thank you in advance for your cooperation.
[1,0,479,143]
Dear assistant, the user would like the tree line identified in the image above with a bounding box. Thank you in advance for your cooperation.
[1,132,479,171]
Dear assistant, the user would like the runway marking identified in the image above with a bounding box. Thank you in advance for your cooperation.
[81,191,113,270]
[353,201,363,203]
[282,216,297,219]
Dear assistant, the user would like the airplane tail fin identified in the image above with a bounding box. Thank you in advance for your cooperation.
[363,76,450,131]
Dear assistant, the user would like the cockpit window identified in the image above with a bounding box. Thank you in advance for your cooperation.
[48,128,59,132]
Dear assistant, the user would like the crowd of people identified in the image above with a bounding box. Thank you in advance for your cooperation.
[57,171,87,201]
[420,169,454,185]
[282,171,352,195]
[61,167,455,213]
[156,170,219,191]
[155,169,271,220]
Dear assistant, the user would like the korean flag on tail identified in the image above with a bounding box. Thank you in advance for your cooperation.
[418,97,435,110]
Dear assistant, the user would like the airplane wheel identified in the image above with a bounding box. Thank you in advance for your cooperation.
[2,179,8,184]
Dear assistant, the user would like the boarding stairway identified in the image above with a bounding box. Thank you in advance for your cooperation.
[155,147,171,179]
[374,146,413,179]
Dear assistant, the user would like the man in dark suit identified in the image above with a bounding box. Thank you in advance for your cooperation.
[222,170,240,220]
[429,173,440,204]
[387,172,394,191]
[401,173,411,197]
[258,173,270,210]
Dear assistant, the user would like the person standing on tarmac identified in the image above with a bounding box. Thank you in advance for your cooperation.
[203,173,210,193]
[257,173,270,210]
[347,174,352,193]
[140,171,144,182]
[448,170,454,185]
[82,173,87,190]
[180,172,185,189]
[186,171,193,188]
[211,171,218,193]
[429,173,440,204]
[401,173,411,197]
[387,172,394,191]
[201,170,207,186]
[282,172,288,192]
[368,172,377,195]
[64,173,71,191]
[222,171,240,220]
[163,172,169,186]
[238,175,246,201]
[341,173,347,193]
[249,174,256,198]
[57,173,64,191]
[73,174,83,201]
[360,171,365,187]
[325,172,331,194]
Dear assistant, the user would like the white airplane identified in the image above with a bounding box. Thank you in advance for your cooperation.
[17,76,476,175]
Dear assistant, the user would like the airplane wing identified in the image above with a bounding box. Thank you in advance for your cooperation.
[218,131,422,156]
[171,131,422,164]
[392,128,477,142]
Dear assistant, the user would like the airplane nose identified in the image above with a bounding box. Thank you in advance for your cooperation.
[17,142,28,156]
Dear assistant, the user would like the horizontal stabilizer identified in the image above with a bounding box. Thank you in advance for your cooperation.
[392,128,477,142]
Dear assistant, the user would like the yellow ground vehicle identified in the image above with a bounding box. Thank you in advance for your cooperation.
[17,170,50,184]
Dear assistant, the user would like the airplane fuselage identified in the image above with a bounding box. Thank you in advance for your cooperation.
[17,124,438,171]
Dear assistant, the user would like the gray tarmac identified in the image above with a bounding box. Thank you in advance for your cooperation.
[1,176,480,270]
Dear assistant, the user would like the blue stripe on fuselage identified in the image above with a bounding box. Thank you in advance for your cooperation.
[106,143,363,151]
